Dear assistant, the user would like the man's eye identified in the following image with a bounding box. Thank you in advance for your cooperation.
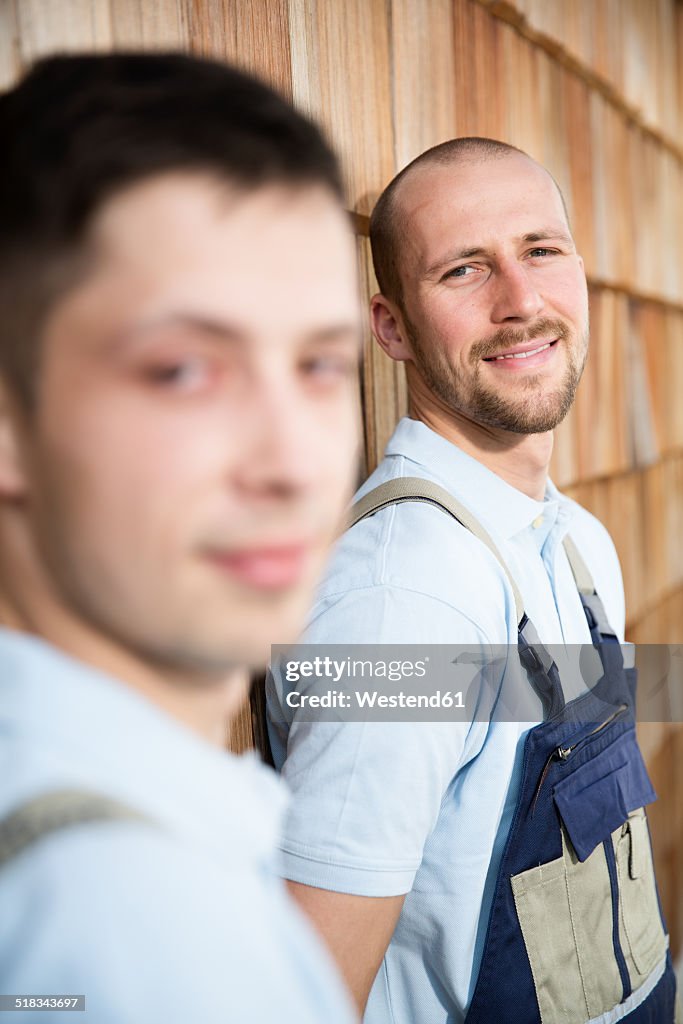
[145,358,212,390]
[444,265,477,280]
[527,247,556,258]
[301,356,356,381]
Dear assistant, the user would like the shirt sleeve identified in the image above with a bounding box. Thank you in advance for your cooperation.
[270,584,492,896]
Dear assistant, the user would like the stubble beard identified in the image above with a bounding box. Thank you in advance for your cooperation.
[405,314,589,434]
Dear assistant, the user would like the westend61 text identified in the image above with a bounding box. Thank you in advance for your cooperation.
[285,690,465,709]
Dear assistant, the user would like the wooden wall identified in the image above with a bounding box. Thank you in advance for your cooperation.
[2,0,682,957]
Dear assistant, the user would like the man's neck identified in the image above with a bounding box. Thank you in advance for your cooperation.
[408,392,553,502]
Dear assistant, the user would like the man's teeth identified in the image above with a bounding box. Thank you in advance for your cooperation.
[493,342,553,360]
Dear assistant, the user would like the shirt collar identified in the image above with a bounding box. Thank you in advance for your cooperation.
[384,417,572,541]
[0,627,286,867]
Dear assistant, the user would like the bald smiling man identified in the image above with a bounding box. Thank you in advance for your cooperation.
[268,139,679,1024]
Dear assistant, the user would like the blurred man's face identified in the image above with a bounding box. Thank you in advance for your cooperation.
[18,174,361,672]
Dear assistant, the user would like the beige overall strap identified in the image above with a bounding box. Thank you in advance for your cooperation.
[562,534,596,596]
[349,476,526,628]
[0,789,153,869]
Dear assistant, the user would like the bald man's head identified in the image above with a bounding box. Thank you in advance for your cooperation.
[369,138,569,310]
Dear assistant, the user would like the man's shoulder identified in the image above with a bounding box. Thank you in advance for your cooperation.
[0,821,351,1022]
[306,454,515,643]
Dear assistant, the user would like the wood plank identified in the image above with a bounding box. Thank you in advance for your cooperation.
[0,0,22,88]
[288,0,394,216]
[390,0,457,169]
[182,0,291,96]
[15,0,113,62]
[109,0,187,49]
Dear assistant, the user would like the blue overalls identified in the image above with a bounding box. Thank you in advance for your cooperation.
[350,477,678,1024]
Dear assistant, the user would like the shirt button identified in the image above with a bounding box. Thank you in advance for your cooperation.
[532,515,544,528]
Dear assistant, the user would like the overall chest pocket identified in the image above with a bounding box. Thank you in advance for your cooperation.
[510,727,666,1024]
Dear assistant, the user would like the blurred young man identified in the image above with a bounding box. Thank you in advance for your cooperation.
[269,140,678,1023]
[0,54,361,1022]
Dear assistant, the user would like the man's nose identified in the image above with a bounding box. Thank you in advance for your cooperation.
[234,381,319,499]
[489,262,544,323]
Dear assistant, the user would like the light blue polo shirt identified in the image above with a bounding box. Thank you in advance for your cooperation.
[0,628,355,1024]
[267,417,625,1024]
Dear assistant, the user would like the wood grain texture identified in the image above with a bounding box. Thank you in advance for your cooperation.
[289,0,395,214]
[15,0,113,62]
[479,0,683,149]
[390,0,457,169]
[109,0,187,48]
[184,0,292,96]
[0,0,21,87]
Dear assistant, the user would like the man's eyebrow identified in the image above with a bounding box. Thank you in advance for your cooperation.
[424,247,488,278]
[110,313,359,348]
[111,313,247,347]
[423,228,575,279]
[521,229,574,245]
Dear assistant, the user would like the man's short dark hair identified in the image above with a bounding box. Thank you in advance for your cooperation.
[370,137,566,310]
[0,52,344,408]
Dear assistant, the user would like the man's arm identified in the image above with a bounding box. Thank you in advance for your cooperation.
[287,882,405,1014]
[271,584,494,1013]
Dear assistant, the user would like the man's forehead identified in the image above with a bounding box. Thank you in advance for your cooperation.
[394,154,569,270]
[398,154,564,228]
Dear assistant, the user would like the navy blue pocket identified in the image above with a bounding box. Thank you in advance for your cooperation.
[553,728,657,862]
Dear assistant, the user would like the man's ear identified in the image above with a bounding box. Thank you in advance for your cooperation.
[0,379,29,497]
[370,294,415,363]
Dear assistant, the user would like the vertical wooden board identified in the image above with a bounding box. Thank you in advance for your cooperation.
[678,0,683,144]
[642,462,667,610]
[452,0,477,136]
[606,472,644,625]
[655,0,678,141]
[627,129,651,296]
[641,303,666,456]
[621,0,652,127]
[609,108,634,286]
[390,0,457,169]
[357,235,407,474]
[470,0,499,138]
[665,312,683,451]
[549,417,577,490]
[669,455,683,591]
[16,0,113,62]
[503,26,542,157]
[582,287,626,478]
[182,0,292,96]
[109,0,187,49]
[570,286,629,481]
[227,688,254,753]
[589,91,610,281]
[661,150,683,304]
[606,292,626,475]
[625,298,659,469]
[561,70,595,274]
[662,455,683,592]
[535,49,572,215]
[182,0,228,60]
[0,0,21,87]
[288,0,394,215]
[605,0,625,100]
